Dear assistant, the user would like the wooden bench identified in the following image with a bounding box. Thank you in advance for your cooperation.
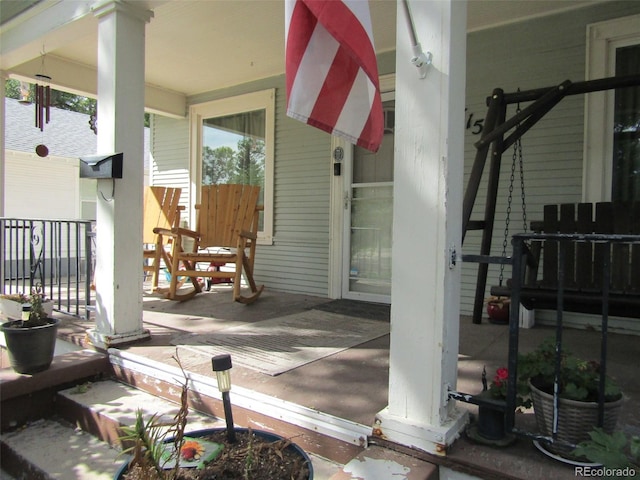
[491,202,640,318]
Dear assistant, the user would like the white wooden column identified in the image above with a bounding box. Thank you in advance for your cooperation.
[375,0,468,454]
[87,1,153,348]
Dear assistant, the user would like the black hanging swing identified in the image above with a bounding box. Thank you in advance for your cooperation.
[462,73,640,324]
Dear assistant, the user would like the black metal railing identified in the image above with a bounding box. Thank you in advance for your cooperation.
[455,232,640,451]
[1,218,95,319]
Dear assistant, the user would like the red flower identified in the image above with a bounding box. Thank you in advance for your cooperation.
[493,367,508,386]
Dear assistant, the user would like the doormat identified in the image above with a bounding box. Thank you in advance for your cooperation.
[171,310,389,376]
[312,299,390,321]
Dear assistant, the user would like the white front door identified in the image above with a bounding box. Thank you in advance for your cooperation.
[341,100,395,303]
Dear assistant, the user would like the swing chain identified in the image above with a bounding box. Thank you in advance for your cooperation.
[499,98,527,286]
[518,134,528,233]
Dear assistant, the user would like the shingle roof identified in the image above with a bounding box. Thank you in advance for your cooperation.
[5,97,149,162]
[6,97,97,157]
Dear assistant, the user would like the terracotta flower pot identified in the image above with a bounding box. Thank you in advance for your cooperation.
[486,301,509,323]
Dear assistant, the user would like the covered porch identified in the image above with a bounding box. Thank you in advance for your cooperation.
[43,284,639,479]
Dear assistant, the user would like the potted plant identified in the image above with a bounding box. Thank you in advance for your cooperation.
[0,285,59,374]
[0,291,53,321]
[467,366,529,446]
[115,353,313,479]
[518,338,623,460]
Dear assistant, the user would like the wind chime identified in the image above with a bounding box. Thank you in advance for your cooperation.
[34,51,52,157]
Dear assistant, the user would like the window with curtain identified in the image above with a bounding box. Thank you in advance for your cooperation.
[611,44,640,202]
[191,89,274,243]
[202,110,266,229]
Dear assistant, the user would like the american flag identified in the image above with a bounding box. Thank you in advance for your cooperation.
[285,0,383,152]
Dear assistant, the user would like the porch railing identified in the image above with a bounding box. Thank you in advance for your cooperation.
[456,231,640,452]
[1,218,95,319]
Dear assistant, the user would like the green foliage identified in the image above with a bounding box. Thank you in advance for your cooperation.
[573,427,640,471]
[243,429,255,480]
[518,338,621,402]
[5,78,96,115]
[0,284,50,327]
[202,139,265,188]
[119,410,170,478]
[5,78,149,127]
[118,352,190,479]
[486,366,531,409]
[27,284,48,324]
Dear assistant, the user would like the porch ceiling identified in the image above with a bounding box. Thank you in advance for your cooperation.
[1,0,609,116]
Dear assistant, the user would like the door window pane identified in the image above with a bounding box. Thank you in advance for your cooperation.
[611,44,640,202]
[348,101,394,296]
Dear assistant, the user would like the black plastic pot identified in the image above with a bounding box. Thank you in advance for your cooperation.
[114,427,314,479]
[1,318,59,374]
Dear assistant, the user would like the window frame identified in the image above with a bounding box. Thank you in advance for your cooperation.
[583,14,640,203]
[189,89,275,244]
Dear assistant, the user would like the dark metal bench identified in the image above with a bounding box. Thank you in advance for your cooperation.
[491,202,640,318]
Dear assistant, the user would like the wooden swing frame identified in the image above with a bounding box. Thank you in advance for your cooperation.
[462,73,640,324]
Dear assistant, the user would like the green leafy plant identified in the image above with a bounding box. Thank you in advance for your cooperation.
[26,284,49,326]
[118,352,190,479]
[0,284,51,328]
[485,366,531,409]
[573,427,640,470]
[120,410,172,479]
[517,338,621,402]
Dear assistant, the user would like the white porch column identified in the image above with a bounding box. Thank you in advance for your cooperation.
[87,1,153,348]
[375,0,468,454]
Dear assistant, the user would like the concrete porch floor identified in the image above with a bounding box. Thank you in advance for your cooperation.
[56,284,639,479]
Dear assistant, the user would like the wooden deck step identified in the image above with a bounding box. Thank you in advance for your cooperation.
[1,379,343,479]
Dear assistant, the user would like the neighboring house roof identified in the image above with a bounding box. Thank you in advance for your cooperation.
[5,97,97,157]
[4,97,149,164]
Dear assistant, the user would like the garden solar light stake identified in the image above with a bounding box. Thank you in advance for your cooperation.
[212,354,236,442]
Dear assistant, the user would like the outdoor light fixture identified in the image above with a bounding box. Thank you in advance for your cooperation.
[212,354,236,442]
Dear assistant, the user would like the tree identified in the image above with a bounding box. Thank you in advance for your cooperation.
[203,138,265,188]
[5,78,96,115]
[4,78,149,127]
[202,146,235,185]
[232,137,265,187]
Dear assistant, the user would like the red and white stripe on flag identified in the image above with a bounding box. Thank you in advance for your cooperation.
[285,0,383,152]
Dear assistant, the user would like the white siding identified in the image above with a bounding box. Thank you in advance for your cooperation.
[267,83,330,296]
[150,115,191,210]
[5,152,80,219]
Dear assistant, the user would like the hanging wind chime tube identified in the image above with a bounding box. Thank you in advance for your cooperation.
[34,74,51,132]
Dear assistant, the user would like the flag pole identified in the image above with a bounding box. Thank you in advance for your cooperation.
[401,0,432,79]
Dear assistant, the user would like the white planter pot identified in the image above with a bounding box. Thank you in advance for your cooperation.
[0,297,54,321]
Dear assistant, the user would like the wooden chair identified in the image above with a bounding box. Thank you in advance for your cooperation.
[159,184,264,304]
[143,186,183,292]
